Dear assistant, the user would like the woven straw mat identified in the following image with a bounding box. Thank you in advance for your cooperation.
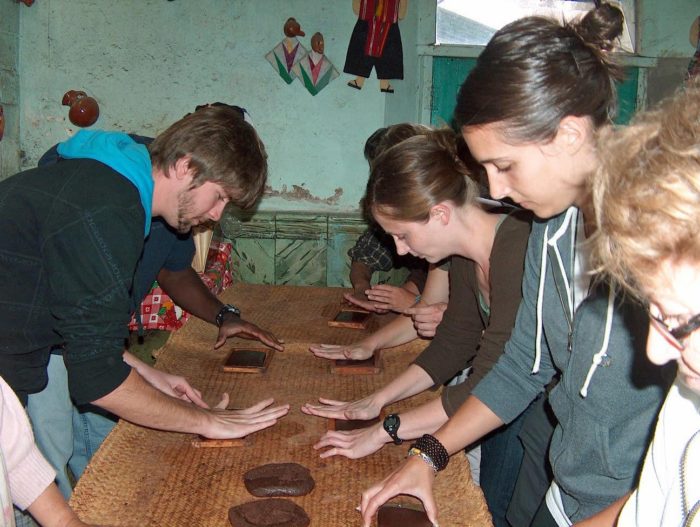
[70,284,493,527]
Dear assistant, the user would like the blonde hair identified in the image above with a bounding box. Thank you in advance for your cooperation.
[592,78,700,300]
[365,128,480,222]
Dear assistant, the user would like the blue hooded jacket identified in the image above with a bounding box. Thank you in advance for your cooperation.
[57,130,153,236]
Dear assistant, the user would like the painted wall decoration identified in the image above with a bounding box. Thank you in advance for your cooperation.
[265,17,308,85]
[293,32,339,96]
[343,0,407,94]
[62,90,100,127]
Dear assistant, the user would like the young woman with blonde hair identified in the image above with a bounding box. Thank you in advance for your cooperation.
[593,80,700,527]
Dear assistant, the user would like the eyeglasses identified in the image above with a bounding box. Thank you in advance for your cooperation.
[649,311,700,350]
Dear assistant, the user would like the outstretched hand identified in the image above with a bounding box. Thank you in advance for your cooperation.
[309,342,375,361]
[215,316,285,351]
[202,397,290,439]
[343,291,390,314]
[365,284,419,313]
[312,423,387,459]
[139,367,209,409]
[301,396,382,421]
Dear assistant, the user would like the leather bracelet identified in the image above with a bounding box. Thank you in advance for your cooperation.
[409,434,449,472]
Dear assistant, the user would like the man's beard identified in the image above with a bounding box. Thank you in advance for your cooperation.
[176,190,196,233]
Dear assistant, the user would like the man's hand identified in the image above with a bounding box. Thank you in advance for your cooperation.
[403,302,448,337]
[215,313,284,351]
[309,342,375,361]
[140,367,209,409]
[123,352,208,408]
[202,397,290,439]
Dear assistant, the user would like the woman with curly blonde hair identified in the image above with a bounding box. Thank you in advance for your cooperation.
[592,80,700,526]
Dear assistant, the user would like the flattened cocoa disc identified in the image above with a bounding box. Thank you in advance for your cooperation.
[228,498,310,527]
[243,462,315,497]
[377,504,432,527]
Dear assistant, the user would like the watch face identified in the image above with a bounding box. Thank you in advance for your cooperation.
[384,414,399,431]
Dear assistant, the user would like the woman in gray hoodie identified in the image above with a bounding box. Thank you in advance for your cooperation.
[359,3,673,526]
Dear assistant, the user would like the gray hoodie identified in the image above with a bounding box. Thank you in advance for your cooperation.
[472,207,673,522]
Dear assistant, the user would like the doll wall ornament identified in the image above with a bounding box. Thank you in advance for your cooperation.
[293,32,339,96]
[344,0,407,93]
[62,90,99,127]
[265,17,308,85]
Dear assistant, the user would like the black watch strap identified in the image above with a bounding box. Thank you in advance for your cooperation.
[383,413,403,445]
[215,304,241,327]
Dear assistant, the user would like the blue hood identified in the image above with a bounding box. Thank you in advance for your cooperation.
[57,130,153,236]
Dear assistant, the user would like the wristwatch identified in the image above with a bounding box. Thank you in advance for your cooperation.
[215,304,241,327]
[383,413,403,445]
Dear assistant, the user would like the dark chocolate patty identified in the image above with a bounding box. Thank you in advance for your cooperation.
[243,463,315,497]
[228,498,310,527]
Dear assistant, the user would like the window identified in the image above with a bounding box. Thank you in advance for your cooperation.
[436,0,636,53]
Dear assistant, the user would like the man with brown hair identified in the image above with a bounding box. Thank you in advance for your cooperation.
[0,106,289,474]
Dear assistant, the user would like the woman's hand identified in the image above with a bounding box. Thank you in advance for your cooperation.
[360,456,439,527]
[312,423,387,459]
[343,291,390,314]
[404,302,448,337]
[365,284,419,313]
[301,396,382,421]
[309,342,375,361]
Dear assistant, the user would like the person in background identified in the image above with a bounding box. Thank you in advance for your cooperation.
[346,124,432,314]
[592,80,700,526]
[304,129,533,526]
[0,106,290,523]
[359,4,672,526]
[24,104,284,502]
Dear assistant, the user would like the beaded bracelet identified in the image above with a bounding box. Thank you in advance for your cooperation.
[409,434,449,472]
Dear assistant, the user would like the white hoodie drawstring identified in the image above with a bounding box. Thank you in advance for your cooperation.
[580,287,615,397]
[533,225,549,374]
[532,208,577,374]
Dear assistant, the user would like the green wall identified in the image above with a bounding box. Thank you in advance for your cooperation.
[430,58,641,128]
[11,0,421,212]
[4,0,697,204]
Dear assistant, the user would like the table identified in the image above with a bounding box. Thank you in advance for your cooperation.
[70,284,492,526]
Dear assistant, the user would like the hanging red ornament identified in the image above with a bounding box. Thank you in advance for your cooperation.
[62,90,99,127]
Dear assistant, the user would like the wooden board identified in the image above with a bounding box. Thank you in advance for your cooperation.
[222,348,274,373]
[331,350,382,375]
[327,309,371,329]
